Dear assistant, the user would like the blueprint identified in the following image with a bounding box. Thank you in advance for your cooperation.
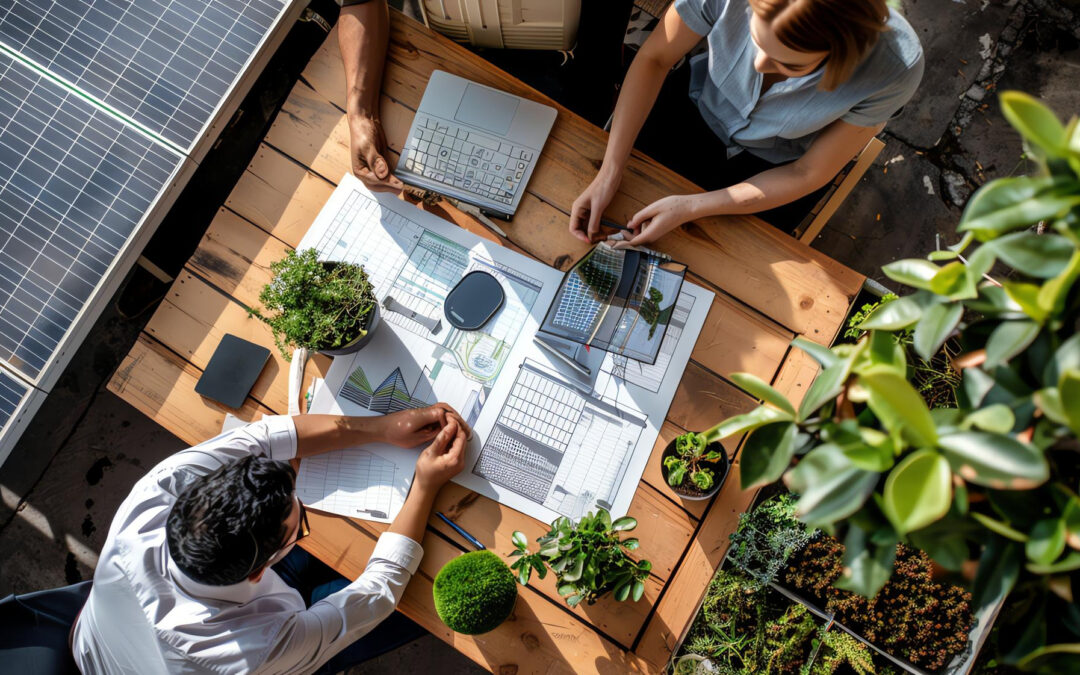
[304,174,713,524]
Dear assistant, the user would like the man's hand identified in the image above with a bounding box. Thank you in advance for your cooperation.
[412,418,468,495]
[379,403,472,449]
[348,113,404,193]
[615,194,703,248]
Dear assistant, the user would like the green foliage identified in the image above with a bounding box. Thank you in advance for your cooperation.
[705,92,1080,668]
[508,509,650,607]
[663,429,727,493]
[251,248,377,359]
[810,629,877,675]
[432,550,517,635]
[726,494,814,589]
[785,539,973,671]
[844,293,902,340]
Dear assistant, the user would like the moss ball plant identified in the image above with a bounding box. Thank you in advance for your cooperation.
[433,550,517,635]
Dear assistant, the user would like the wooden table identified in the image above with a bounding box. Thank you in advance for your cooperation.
[107,12,863,673]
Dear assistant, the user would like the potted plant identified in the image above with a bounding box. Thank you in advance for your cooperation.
[508,508,651,607]
[661,424,731,500]
[251,248,379,360]
[433,550,518,635]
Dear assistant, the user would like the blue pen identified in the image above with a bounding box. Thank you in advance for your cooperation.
[436,511,486,550]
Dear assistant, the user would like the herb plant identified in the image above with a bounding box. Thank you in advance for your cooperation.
[726,494,814,589]
[509,509,651,607]
[664,423,729,492]
[251,248,377,360]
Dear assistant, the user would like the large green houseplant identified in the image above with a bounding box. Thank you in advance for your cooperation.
[706,92,1080,672]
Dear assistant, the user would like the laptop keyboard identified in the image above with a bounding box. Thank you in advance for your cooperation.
[402,113,534,206]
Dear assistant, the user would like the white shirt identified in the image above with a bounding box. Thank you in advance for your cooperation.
[71,416,424,674]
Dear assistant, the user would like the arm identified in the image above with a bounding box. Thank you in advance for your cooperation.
[291,403,470,459]
[621,120,884,245]
[569,8,703,242]
[339,0,403,192]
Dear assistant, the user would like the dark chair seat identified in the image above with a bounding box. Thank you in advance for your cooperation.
[0,581,92,674]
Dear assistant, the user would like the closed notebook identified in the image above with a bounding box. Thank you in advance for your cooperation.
[194,334,271,409]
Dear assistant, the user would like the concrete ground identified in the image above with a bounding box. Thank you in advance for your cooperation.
[1,0,1078,672]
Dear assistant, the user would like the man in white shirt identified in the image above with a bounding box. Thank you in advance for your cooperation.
[71,404,470,674]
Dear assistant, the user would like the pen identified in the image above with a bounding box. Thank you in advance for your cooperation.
[436,511,486,550]
[600,218,632,232]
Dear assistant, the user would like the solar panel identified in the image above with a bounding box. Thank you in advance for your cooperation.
[0,50,184,381]
[0,366,29,434]
[0,0,290,151]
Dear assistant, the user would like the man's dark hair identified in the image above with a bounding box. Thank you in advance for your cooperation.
[166,455,296,585]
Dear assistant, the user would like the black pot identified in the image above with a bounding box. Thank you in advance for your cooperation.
[660,437,729,501]
[319,302,380,356]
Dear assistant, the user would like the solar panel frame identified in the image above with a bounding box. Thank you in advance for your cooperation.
[0,0,295,154]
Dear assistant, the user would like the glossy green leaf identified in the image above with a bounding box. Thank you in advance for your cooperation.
[971,512,1029,542]
[1036,387,1070,426]
[1038,249,1080,315]
[1061,370,1080,431]
[791,336,839,368]
[938,431,1049,489]
[512,531,529,549]
[959,176,1080,240]
[730,372,796,416]
[842,436,896,472]
[930,261,977,298]
[1002,281,1050,323]
[881,258,940,290]
[834,527,897,598]
[1064,497,1080,551]
[988,231,1075,278]
[864,329,907,377]
[909,528,969,571]
[962,404,1015,433]
[928,248,959,261]
[984,320,1041,369]
[883,449,953,534]
[1026,517,1067,565]
[860,367,938,447]
[973,536,1022,610]
[913,302,963,361]
[784,443,879,528]
[710,405,792,440]
[611,516,637,532]
[613,581,630,602]
[739,421,798,490]
[1000,91,1066,154]
[631,579,645,602]
[1043,333,1080,387]
[1016,642,1080,671]
[1026,551,1080,574]
[857,291,938,331]
[797,358,853,422]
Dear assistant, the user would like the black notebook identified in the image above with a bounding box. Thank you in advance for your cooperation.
[195,334,271,409]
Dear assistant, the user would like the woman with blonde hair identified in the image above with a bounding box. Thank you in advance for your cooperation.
[570,0,924,242]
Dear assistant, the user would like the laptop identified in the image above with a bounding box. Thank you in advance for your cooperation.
[396,70,557,219]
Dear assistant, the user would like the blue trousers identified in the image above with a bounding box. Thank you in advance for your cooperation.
[272,547,427,674]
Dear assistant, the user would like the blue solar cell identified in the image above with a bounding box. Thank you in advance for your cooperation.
[0,0,288,150]
[0,368,28,430]
[0,52,183,380]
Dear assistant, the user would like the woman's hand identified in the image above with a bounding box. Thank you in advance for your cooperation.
[616,194,703,248]
[412,418,468,495]
[348,112,404,193]
[378,403,472,448]
[569,169,623,243]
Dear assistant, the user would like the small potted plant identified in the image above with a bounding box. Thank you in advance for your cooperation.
[661,425,730,500]
[433,550,518,635]
[509,508,651,608]
[251,248,379,360]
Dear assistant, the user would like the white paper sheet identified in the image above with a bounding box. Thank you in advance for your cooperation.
[303,175,713,525]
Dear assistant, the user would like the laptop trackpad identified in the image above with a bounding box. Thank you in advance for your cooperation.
[454,83,519,136]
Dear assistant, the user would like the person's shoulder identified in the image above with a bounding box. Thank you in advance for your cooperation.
[877,10,924,72]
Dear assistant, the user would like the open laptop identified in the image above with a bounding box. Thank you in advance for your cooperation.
[396,70,557,219]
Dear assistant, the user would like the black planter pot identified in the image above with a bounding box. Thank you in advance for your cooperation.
[660,437,729,501]
[318,302,380,356]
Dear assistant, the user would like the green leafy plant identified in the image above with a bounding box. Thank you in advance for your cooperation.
[664,418,738,493]
[843,293,902,341]
[432,550,517,634]
[726,494,814,589]
[702,92,1080,671]
[810,629,877,675]
[508,508,651,607]
[250,248,377,359]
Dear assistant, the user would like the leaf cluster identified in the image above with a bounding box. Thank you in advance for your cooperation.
[726,494,814,589]
[508,508,651,607]
[702,92,1080,669]
[251,248,377,359]
[664,431,726,491]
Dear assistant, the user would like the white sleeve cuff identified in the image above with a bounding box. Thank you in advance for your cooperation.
[369,532,424,576]
[261,415,298,461]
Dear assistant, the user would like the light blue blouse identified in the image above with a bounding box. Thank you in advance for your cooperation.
[673,0,924,163]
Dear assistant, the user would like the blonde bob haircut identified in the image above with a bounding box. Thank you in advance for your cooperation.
[748,0,889,91]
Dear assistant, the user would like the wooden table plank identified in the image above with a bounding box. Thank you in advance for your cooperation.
[297,17,864,343]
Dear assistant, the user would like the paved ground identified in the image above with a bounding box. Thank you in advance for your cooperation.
[1,0,1077,672]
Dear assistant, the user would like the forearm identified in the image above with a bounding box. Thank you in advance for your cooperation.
[691,163,828,218]
[602,54,670,177]
[339,0,389,117]
[388,483,436,544]
[291,414,384,458]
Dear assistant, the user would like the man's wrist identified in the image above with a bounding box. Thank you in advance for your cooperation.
[346,90,379,120]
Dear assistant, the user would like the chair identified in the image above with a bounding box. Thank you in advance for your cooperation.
[0,581,92,674]
[794,136,886,243]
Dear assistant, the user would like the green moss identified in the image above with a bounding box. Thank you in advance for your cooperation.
[433,550,517,635]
